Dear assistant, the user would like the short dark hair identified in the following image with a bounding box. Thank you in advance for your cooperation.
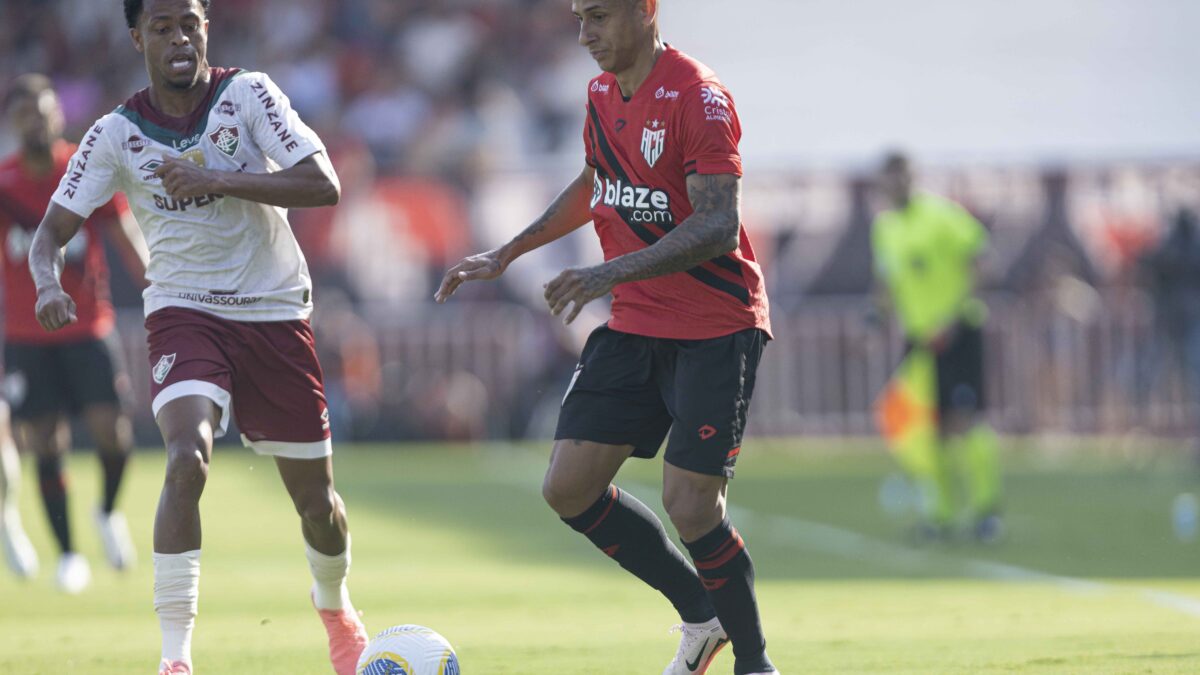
[3,73,55,113]
[124,0,211,29]
[881,150,910,173]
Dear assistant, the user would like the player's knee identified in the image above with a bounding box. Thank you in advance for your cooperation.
[295,487,338,525]
[163,441,208,493]
[542,472,594,518]
[663,487,722,540]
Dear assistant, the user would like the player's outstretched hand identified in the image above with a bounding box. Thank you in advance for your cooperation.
[434,250,505,303]
[34,286,78,332]
[154,156,216,200]
[544,266,614,325]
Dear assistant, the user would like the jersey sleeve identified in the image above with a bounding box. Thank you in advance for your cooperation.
[238,72,326,169]
[94,191,130,223]
[677,82,743,177]
[50,120,123,220]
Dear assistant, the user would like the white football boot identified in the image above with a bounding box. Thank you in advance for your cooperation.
[95,507,137,570]
[1,507,39,578]
[663,617,729,675]
[56,552,91,594]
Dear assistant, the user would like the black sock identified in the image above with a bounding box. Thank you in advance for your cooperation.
[36,455,72,554]
[99,451,129,514]
[683,518,773,674]
[563,485,715,624]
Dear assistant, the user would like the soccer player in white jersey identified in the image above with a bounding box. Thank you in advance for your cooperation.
[27,1,369,673]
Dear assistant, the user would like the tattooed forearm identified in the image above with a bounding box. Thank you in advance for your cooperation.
[600,173,741,285]
[499,165,596,266]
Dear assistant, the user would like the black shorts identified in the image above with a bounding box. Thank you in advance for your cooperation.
[555,325,766,478]
[928,322,985,417]
[2,334,127,420]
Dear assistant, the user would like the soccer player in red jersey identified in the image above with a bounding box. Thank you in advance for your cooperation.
[437,1,778,672]
[28,2,368,673]
[1,74,149,592]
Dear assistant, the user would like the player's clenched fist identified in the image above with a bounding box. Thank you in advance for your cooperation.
[154,156,215,200]
[34,285,77,331]
[434,250,506,303]
[544,266,614,325]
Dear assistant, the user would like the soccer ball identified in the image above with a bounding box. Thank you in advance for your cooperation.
[356,624,460,675]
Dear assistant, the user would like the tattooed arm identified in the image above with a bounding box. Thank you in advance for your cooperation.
[544,173,741,324]
[435,165,595,303]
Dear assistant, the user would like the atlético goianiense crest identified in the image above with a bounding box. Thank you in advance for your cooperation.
[641,119,665,168]
[209,124,240,158]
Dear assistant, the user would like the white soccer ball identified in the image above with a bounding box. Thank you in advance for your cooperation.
[356,624,460,675]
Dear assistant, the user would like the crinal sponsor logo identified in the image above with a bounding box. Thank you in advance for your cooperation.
[152,353,177,385]
[590,80,610,93]
[654,86,679,100]
[701,86,732,123]
[641,119,666,167]
[218,100,237,116]
[123,135,152,153]
[209,124,241,157]
[591,174,673,224]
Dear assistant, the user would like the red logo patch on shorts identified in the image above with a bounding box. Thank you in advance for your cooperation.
[698,424,717,440]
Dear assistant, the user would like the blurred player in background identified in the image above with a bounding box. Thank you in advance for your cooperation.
[437,1,778,672]
[28,1,368,672]
[2,74,148,592]
[871,151,1003,540]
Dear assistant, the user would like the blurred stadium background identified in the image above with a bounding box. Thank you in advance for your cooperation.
[3,1,1200,672]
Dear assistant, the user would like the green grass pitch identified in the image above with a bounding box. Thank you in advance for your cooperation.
[1,439,1199,673]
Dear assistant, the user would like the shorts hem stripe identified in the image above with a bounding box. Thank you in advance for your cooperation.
[241,435,332,459]
[152,380,232,437]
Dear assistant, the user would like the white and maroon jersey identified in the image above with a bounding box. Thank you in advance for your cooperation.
[50,68,325,322]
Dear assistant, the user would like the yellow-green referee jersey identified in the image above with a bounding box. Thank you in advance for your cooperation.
[871,193,987,342]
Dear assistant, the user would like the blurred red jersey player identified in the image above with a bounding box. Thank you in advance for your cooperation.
[0,74,149,593]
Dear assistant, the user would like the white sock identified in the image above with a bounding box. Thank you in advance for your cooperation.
[154,550,201,664]
[307,536,353,611]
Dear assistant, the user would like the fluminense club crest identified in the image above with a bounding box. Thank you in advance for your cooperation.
[641,118,666,168]
[209,124,241,158]
[152,353,177,385]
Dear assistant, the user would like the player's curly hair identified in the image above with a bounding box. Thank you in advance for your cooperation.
[124,0,211,29]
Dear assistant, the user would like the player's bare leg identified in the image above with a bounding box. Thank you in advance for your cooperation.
[0,402,38,579]
[665,463,776,675]
[83,402,136,569]
[153,395,219,671]
[542,439,631,518]
[545,440,723,675]
[21,414,90,592]
[275,455,367,675]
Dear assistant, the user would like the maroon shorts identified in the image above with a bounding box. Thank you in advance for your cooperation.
[146,307,332,459]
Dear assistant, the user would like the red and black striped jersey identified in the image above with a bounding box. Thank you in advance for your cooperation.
[583,45,770,340]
